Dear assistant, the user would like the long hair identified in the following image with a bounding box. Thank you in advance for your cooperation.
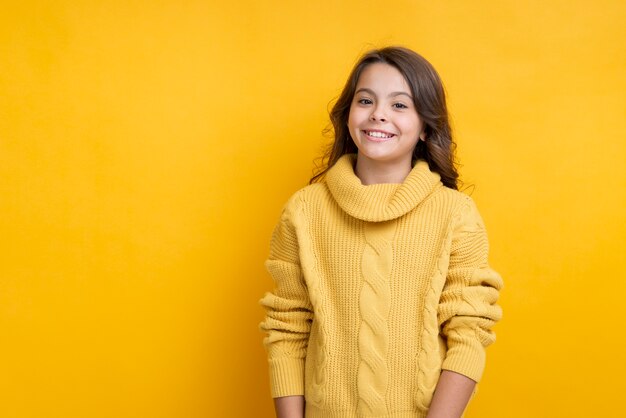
[309,46,462,190]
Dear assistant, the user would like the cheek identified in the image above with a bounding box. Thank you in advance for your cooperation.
[348,107,368,127]
[400,115,422,134]
[347,109,360,130]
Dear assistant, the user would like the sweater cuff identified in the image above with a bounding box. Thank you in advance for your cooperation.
[268,357,305,398]
[440,336,486,383]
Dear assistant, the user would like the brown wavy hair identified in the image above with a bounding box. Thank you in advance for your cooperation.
[309,46,463,191]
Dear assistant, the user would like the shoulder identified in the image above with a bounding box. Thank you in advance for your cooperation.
[437,187,486,232]
[282,182,329,210]
[275,182,327,221]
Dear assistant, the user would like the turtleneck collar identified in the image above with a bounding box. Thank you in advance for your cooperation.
[324,153,442,222]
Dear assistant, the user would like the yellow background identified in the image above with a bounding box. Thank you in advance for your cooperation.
[1,1,625,417]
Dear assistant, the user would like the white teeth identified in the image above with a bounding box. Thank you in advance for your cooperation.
[367,131,393,138]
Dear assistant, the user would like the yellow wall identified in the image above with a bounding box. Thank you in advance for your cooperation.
[1,1,624,417]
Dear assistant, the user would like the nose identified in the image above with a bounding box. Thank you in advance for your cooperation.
[370,106,387,122]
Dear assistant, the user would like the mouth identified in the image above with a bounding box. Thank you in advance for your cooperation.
[362,130,396,141]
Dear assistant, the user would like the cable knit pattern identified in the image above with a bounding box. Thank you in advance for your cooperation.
[296,197,328,407]
[258,153,504,418]
[357,221,397,416]
[414,202,461,413]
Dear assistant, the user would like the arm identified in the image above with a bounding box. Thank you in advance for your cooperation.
[434,196,504,415]
[426,370,475,418]
[274,395,305,418]
[258,193,313,401]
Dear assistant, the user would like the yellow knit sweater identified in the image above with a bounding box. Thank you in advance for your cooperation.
[258,153,504,418]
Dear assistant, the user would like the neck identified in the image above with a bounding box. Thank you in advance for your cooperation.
[354,153,413,185]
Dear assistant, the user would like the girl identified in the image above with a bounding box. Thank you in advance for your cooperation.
[258,46,504,418]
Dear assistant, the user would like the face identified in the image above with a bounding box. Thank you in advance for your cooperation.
[347,62,425,167]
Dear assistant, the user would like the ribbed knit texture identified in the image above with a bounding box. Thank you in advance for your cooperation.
[258,153,504,417]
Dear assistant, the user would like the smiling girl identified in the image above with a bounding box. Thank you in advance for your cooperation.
[259,46,504,418]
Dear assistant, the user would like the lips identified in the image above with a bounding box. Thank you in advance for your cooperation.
[363,129,396,141]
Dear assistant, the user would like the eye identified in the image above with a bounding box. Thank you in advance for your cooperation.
[358,98,372,105]
[393,103,408,109]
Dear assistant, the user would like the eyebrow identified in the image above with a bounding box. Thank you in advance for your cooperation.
[355,87,413,99]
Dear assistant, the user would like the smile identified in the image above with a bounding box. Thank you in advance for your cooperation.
[363,130,395,140]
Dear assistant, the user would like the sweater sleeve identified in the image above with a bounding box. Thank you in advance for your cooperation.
[258,193,314,398]
[437,195,504,383]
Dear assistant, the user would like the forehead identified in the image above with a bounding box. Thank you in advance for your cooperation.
[355,62,410,92]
